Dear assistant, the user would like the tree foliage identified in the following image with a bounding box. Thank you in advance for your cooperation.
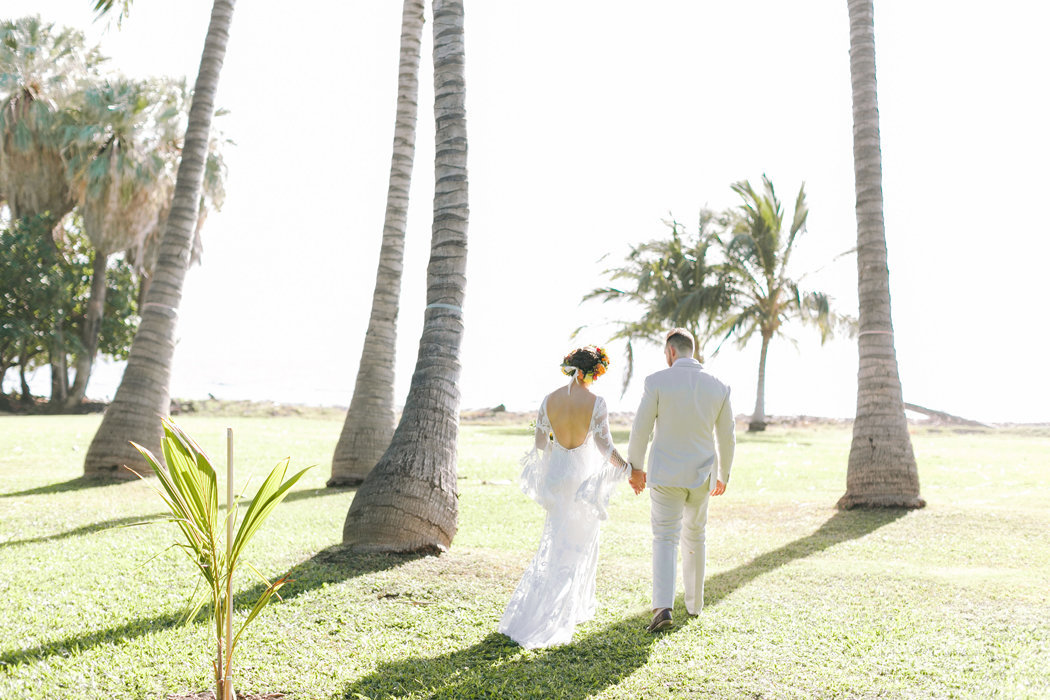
[0,214,137,402]
[582,176,854,420]
[716,177,854,349]
[579,212,732,391]
[92,0,134,24]
[0,15,228,406]
[0,16,102,223]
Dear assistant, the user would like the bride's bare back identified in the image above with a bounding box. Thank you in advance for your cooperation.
[545,383,597,449]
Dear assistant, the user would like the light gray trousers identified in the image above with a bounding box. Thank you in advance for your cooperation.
[650,474,712,614]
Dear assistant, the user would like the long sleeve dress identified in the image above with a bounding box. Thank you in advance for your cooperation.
[498,394,628,649]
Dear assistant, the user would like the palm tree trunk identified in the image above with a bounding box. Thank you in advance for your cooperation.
[329,0,425,488]
[66,249,108,408]
[839,0,923,509]
[136,274,152,312]
[344,0,468,553]
[749,332,771,431]
[83,0,236,478]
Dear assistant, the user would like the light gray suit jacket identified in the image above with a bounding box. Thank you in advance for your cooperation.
[627,358,735,489]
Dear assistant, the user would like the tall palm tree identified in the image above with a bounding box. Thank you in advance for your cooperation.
[63,78,178,408]
[717,176,849,431]
[329,0,425,488]
[84,0,236,478]
[838,0,923,508]
[343,0,468,553]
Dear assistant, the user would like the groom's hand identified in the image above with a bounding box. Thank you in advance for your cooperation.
[629,468,646,495]
[710,479,726,496]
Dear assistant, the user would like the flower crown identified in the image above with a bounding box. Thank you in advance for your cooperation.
[560,346,610,382]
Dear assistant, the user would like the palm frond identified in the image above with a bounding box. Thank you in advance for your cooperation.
[92,1,135,25]
[779,182,809,274]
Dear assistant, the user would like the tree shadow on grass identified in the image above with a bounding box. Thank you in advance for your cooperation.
[0,475,124,498]
[0,546,423,668]
[705,508,909,607]
[280,486,356,504]
[343,610,663,700]
[1,479,354,502]
[0,512,168,548]
[2,487,354,549]
[0,486,352,545]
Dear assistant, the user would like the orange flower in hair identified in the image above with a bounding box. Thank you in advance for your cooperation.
[560,345,611,382]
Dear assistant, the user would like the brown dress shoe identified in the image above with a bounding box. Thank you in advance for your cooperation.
[646,608,674,633]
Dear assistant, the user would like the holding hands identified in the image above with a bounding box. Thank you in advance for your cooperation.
[628,467,646,495]
[625,468,724,497]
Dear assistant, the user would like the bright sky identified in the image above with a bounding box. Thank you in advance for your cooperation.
[8,1,1049,423]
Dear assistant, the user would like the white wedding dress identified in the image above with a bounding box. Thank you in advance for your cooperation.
[498,393,628,649]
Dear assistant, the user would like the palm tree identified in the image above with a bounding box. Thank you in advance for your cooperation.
[329,0,425,488]
[838,0,923,508]
[717,176,850,431]
[125,80,228,307]
[63,78,178,408]
[84,0,236,478]
[0,17,94,226]
[343,0,469,553]
[580,212,730,392]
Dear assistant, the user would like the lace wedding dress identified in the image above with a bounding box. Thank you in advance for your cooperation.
[498,393,628,649]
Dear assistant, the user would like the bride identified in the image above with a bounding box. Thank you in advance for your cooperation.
[498,346,643,649]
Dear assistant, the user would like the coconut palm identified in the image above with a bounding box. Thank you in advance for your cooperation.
[716,176,850,431]
[125,80,228,307]
[580,212,731,392]
[838,0,923,508]
[343,0,469,552]
[62,78,178,407]
[84,0,236,478]
[0,16,96,225]
[329,0,425,488]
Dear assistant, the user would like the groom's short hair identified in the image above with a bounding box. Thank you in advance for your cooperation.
[665,328,695,356]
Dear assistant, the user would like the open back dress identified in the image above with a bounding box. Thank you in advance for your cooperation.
[497,393,628,649]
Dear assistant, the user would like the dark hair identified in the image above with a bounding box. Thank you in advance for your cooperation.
[560,346,610,381]
[563,347,603,374]
[665,328,695,356]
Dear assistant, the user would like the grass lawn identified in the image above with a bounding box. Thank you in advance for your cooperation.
[0,413,1047,698]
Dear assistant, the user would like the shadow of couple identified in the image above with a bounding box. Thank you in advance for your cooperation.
[343,612,660,700]
[342,508,908,698]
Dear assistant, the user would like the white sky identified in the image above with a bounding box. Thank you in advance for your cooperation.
[8,1,1049,423]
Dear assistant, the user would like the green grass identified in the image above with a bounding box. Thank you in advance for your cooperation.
[1,415,1047,698]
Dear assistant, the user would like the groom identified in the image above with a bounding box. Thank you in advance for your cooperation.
[627,328,735,632]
